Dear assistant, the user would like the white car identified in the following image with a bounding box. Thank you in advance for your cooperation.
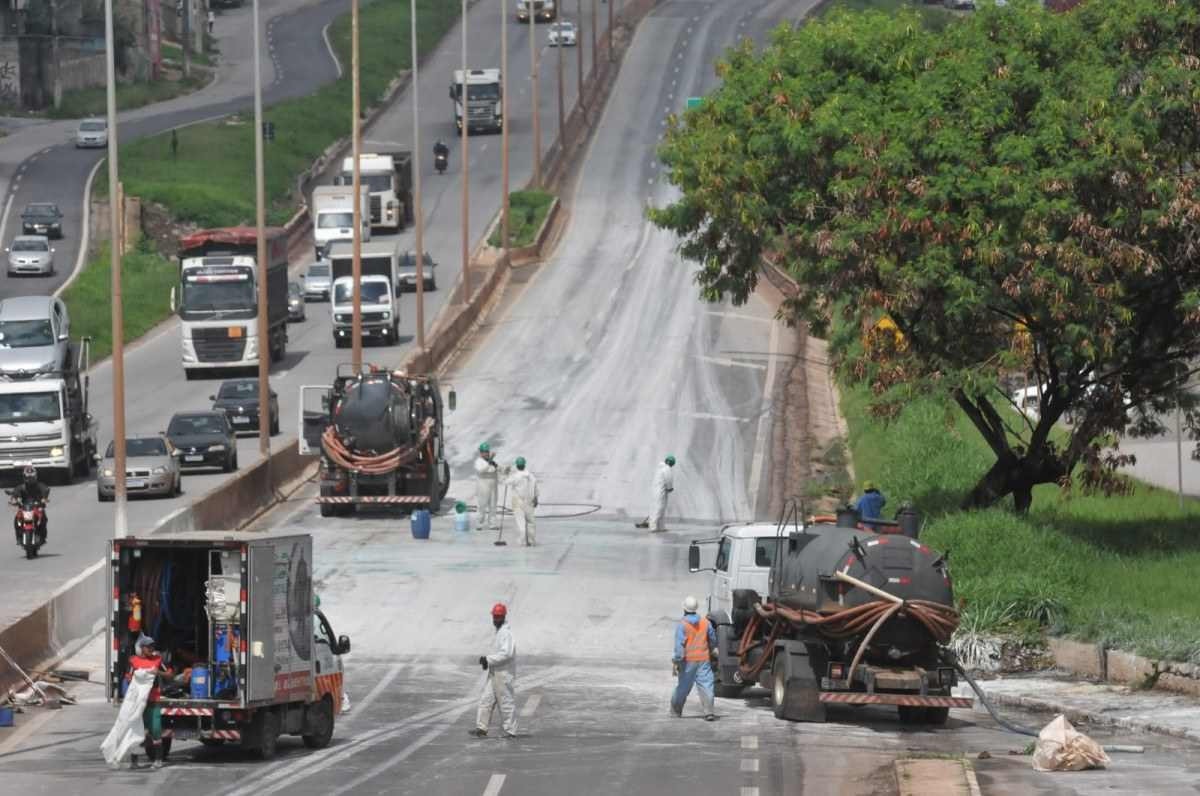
[75,118,108,148]
[548,20,577,46]
[6,236,55,277]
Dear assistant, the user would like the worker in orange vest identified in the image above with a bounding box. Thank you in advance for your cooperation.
[670,595,717,721]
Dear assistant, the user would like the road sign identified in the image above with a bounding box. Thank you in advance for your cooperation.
[686,97,703,110]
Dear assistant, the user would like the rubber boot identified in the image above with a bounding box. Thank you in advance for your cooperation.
[148,741,163,770]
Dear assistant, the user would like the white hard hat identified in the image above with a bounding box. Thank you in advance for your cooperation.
[682,595,699,613]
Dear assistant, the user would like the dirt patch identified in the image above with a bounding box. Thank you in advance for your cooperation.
[139,199,195,260]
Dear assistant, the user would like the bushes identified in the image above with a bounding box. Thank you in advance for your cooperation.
[488,190,556,248]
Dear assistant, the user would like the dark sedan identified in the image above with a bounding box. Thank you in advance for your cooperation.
[211,378,279,435]
[20,203,64,239]
[167,411,239,472]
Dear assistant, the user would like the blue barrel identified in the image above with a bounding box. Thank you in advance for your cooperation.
[454,511,470,533]
[190,665,210,699]
[0,706,13,727]
[410,510,431,540]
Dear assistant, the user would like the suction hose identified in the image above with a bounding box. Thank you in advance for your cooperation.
[942,652,1038,737]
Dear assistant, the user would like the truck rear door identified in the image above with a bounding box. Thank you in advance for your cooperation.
[247,537,315,705]
[299,386,332,455]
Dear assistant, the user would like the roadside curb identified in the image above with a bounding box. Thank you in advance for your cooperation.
[894,757,981,796]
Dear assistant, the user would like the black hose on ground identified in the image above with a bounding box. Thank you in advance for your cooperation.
[944,654,1039,738]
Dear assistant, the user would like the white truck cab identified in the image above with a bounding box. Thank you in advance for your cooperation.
[311,185,371,260]
[688,522,782,696]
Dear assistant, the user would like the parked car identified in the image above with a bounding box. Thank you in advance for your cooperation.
[398,251,437,292]
[96,434,182,501]
[166,411,238,472]
[75,118,108,148]
[6,236,55,277]
[304,260,333,301]
[548,20,577,46]
[288,281,307,322]
[943,0,975,8]
[211,378,279,435]
[0,295,72,375]
[20,203,64,239]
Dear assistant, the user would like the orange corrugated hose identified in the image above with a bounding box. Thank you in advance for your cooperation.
[320,416,435,475]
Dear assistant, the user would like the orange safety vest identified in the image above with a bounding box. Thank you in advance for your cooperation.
[682,616,711,663]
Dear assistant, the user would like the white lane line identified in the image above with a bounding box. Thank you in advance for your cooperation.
[322,22,344,78]
[352,662,405,719]
[746,316,781,515]
[696,355,766,371]
[55,156,103,299]
[741,788,760,796]
[670,410,751,423]
[741,735,758,750]
[482,774,507,796]
[741,758,760,773]
[706,311,772,324]
[521,694,541,716]
[0,192,14,245]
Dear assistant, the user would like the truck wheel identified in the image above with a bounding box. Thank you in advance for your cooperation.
[185,369,197,381]
[771,649,825,722]
[199,738,225,748]
[925,706,950,726]
[714,626,745,698]
[320,501,336,518]
[246,709,280,760]
[302,696,335,749]
[438,461,450,502]
[897,706,928,725]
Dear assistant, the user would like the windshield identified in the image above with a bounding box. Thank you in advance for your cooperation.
[12,240,48,252]
[218,381,259,400]
[307,264,330,278]
[181,270,256,314]
[334,281,390,304]
[318,212,356,229]
[107,438,168,458]
[80,121,105,131]
[169,415,225,435]
[554,22,574,32]
[0,320,54,348]
[0,392,61,423]
[24,205,57,218]
[289,283,302,297]
[341,173,392,192]
[455,83,501,101]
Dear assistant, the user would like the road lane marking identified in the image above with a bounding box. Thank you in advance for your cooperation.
[482,774,507,796]
[696,355,766,371]
[741,788,760,796]
[322,22,344,78]
[669,410,751,423]
[352,662,405,720]
[0,193,14,245]
[706,311,772,323]
[741,735,758,749]
[747,315,781,516]
[741,758,760,773]
[521,694,541,716]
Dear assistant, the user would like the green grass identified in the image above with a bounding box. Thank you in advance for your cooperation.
[61,238,179,364]
[46,75,211,120]
[821,0,957,31]
[839,387,1200,664]
[488,191,556,248]
[161,40,216,68]
[103,0,460,228]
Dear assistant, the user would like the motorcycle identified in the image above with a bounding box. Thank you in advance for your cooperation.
[434,150,448,174]
[9,491,47,560]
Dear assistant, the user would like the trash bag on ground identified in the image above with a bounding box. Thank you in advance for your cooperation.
[1032,714,1111,772]
[100,669,154,768]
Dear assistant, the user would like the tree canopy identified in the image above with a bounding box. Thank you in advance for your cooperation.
[650,0,1200,511]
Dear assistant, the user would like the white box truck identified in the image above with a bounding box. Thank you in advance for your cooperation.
[327,239,401,347]
[311,185,371,260]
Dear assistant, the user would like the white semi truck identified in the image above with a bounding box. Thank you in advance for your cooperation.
[516,0,557,22]
[311,185,371,260]
[333,152,413,234]
[451,69,503,133]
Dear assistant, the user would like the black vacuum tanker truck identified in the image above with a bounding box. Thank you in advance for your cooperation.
[298,364,452,516]
[690,502,969,725]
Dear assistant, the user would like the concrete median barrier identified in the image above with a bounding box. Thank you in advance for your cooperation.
[0,440,314,693]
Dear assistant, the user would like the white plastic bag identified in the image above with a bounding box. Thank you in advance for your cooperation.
[1032,714,1111,772]
[100,669,154,768]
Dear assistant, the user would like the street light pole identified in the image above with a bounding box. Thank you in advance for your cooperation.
[576,0,583,115]
[529,0,541,187]
[501,0,510,251]
[411,0,425,359]
[103,0,127,538]
[461,0,470,293]
[252,0,270,459]
[1177,401,1184,510]
[608,0,613,62]
[351,0,363,373]
[556,10,564,152]
[590,0,596,78]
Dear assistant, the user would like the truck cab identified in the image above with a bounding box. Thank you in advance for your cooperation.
[451,69,503,133]
[311,185,371,260]
[327,240,400,348]
[688,523,782,696]
[334,152,413,234]
[516,0,556,22]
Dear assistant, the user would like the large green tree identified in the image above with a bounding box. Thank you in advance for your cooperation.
[650,0,1200,512]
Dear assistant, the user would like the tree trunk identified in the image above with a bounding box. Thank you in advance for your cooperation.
[962,448,1065,513]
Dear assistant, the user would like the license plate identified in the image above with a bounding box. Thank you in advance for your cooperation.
[233,417,251,425]
[184,455,205,463]
[127,479,146,489]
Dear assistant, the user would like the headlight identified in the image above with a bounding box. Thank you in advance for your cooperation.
[50,446,64,457]
[245,338,257,357]
[103,468,114,477]
[152,466,167,475]
[381,311,391,320]
[208,444,225,452]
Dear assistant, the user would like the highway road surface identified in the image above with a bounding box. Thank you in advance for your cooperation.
[0,0,612,632]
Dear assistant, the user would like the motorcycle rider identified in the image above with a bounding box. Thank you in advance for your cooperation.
[11,465,49,545]
[433,139,449,170]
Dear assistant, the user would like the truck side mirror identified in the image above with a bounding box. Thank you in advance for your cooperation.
[449,86,455,100]
[337,635,351,655]
[447,389,456,411]
[92,454,102,465]
[688,543,700,573]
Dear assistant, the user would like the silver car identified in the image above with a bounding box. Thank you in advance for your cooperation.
[75,118,109,148]
[548,20,577,46]
[304,260,333,300]
[6,236,55,277]
[96,435,182,501]
[0,295,72,375]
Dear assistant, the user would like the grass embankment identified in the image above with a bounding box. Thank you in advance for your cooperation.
[161,40,216,69]
[840,387,1200,664]
[488,191,556,248]
[821,0,956,30]
[46,75,211,120]
[61,239,178,364]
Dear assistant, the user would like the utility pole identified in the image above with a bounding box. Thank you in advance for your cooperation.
[591,0,597,78]
[252,0,270,460]
[529,0,541,187]
[104,0,127,538]
[460,0,470,293]
[411,0,425,359]
[576,0,584,115]
[556,10,564,152]
[501,0,510,250]
[351,0,363,373]
[608,0,613,62]
[1177,401,1185,510]
[182,0,191,78]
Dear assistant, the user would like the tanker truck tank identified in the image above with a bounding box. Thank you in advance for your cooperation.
[332,374,421,453]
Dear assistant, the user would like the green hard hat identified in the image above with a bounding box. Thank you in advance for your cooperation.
[479,442,490,453]
[665,455,676,466]
[515,457,526,470]
[455,500,467,513]
[313,594,321,609]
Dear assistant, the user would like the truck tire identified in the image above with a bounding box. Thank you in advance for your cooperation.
[245,709,280,760]
[302,696,335,749]
[925,706,950,725]
[714,626,746,698]
[771,647,825,723]
[897,706,927,725]
[185,369,197,381]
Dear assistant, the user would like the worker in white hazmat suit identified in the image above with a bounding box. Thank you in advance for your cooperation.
[636,455,676,531]
[505,457,539,546]
[469,602,517,738]
[474,442,501,530]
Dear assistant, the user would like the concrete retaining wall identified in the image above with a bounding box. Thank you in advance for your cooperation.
[1046,637,1200,698]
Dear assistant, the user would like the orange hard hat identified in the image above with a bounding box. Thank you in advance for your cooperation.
[491,603,508,618]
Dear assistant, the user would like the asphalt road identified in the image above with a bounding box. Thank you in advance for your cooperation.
[0,0,613,630]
